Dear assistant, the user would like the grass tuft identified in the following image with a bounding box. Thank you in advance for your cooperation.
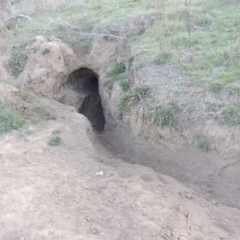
[106,62,126,78]
[149,102,180,128]
[48,135,62,146]
[219,106,240,126]
[10,46,28,77]
[194,135,211,152]
[0,101,28,135]
[118,85,151,115]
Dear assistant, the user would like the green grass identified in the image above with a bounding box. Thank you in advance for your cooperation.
[33,107,56,122]
[118,85,151,115]
[219,106,240,126]
[10,46,28,77]
[48,135,62,146]
[14,90,39,101]
[6,0,240,127]
[149,102,180,128]
[105,63,129,91]
[11,0,240,97]
[52,129,61,135]
[130,1,240,95]
[42,47,50,54]
[106,63,126,79]
[0,79,11,85]
[0,101,28,135]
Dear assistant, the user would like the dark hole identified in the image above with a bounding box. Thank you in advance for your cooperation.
[67,68,105,132]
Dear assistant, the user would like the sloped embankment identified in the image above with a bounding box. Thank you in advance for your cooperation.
[13,31,240,209]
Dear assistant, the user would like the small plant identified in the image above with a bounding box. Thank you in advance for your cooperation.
[42,47,50,54]
[0,79,11,85]
[118,86,151,115]
[194,135,211,152]
[128,56,134,66]
[139,28,145,35]
[104,74,127,87]
[10,46,28,77]
[219,106,240,126]
[209,82,223,94]
[52,130,61,135]
[48,136,62,146]
[119,79,131,92]
[106,63,126,78]
[0,101,27,135]
[14,90,39,101]
[34,107,56,121]
[155,52,172,65]
[150,102,180,127]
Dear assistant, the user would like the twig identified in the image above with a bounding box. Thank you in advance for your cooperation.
[5,14,32,22]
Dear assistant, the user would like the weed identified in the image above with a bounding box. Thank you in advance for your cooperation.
[155,52,172,65]
[48,136,62,146]
[42,47,50,54]
[209,82,223,94]
[0,79,11,85]
[194,135,211,152]
[0,101,27,135]
[128,56,134,69]
[139,28,145,35]
[104,74,128,87]
[119,79,131,92]
[106,63,126,78]
[34,107,56,121]
[52,130,61,135]
[118,86,151,115]
[14,90,39,101]
[150,102,180,128]
[219,106,240,126]
[10,46,28,77]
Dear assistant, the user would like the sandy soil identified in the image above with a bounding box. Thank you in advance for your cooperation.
[0,97,240,240]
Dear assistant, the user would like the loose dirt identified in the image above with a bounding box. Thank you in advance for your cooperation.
[0,96,240,240]
[99,122,240,209]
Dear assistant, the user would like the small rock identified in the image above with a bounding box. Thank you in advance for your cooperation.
[163,192,168,198]
[212,200,217,205]
[178,236,188,240]
[185,193,193,199]
[96,171,104,176]
[91,227,100,235]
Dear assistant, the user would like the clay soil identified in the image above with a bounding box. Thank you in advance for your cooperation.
[0,88,240,239]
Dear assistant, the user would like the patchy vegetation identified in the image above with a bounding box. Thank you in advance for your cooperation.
[118,86,151,115]
[48,135,62,146]
[194,135,211,152]
[0,101,27,135]
[219,106,240,126]
[10,46,28,77]
[149,102,180,128]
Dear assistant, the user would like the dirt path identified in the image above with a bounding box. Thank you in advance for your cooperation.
[0,99,240,239]
[99,122,240,209]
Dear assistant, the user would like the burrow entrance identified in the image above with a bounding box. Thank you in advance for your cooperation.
[66,68,105,132]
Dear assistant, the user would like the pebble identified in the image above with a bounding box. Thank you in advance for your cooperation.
[178,236,188,240]
[212,200,217,205]
[96,171,104,176]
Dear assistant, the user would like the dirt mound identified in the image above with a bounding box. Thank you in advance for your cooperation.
[15,36,78,97]
[11,35,240,209]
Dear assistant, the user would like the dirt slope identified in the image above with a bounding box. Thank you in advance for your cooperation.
[0,97,240,240]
